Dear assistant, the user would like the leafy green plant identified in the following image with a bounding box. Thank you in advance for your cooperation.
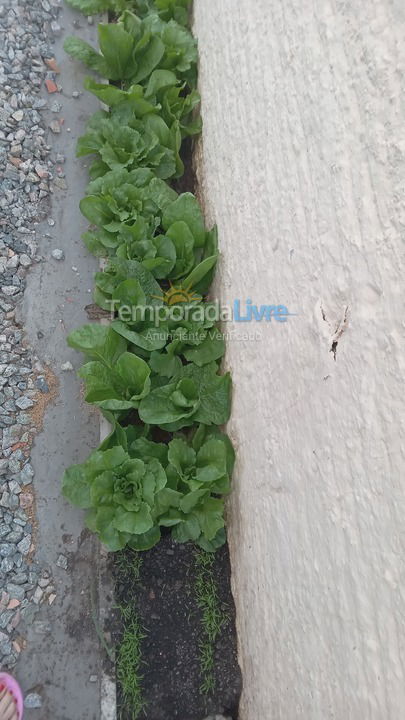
[81,170,218,287]
[63,0,234,563]
[63,0,235,709]
[83,73,201,138]
[90,256,224,362]
[62,445,167,550]
[62,427,234,552]
[66,0,192,28]
[138,362,231,430]
[64,10,197,87]
[77,110,182,180]
[79,351,151,411]
[160,426,235,551]
[134,0,192,25]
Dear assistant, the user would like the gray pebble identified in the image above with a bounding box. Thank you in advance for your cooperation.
[56,553,68,570]
[20,462,34,483]
[24,693,42,709]
[15,395,34,410]
[36,376,49,393]
[61,361,73,371]
[17,535,31,555]
[0,543,15,557]
[6,583,25,600]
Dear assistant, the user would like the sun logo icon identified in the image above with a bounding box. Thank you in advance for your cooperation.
[152,283,201,306]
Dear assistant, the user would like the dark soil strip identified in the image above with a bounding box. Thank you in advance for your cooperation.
[114,536,242,719]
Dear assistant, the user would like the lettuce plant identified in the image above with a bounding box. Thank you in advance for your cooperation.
[79,352,151,411]
[133,0,192,25]
[84,75,201,138]
[63,0,234,556]
[138,362,232,430]
[81,171,218,288]
[90,260,225,368]
[77,110,182,180]
[62,426,234,552]
[62,446,166,550]
[67,322,229,423]
[66,0,192,27]
[64,11,197,88]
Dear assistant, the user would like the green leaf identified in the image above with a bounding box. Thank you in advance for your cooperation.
[196,439,227,485]
[131,438,168,465]
[195,497,225,540]
[197,527,226,552]
[183,364,232,426]
[82,231,109,257]
[181,254,218,291]
[145,68,178,97]
[166,221,195,278]
[163,193,205,247]
[64,36,108,75]
[193,425,235,476]
[65,0,121,12]
[127,526,161,550]
[159,20,197,76]
[172,515,201,542]
[155,488,182,515]
[80,196,113,227]
[90,470,115,507]
[114,504,154,534]
[67,325,126,366]
[145,235,176,278]
[98,23,135,80]
[76,129,103,158]
[155,0,192,25]
[168,438,195,474]
[179,489,208,513]
[121,9,143,36]
[138,377,199,425]
[98,417,129,452]
[115,352,151,399]
[114,278,146,310]
[112,319,168,352]
[133,35,165,84]
[94,507,127,551]
[183,332,225,366]
[84,77,157,116]
[149,350,182,378]
[90,446,129,472]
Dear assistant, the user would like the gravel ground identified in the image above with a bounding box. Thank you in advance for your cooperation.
[0,0,62,672]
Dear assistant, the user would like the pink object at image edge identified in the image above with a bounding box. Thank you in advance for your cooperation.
[0,673,23,719]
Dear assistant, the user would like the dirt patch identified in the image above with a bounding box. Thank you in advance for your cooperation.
[20,483,38,563]
[18,365,60,558]
[29,365,59,432]
[114,535,242,720]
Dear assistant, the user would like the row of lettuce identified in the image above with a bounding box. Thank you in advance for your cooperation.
[62,0,234,554]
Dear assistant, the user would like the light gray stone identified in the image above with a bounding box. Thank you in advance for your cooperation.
[24,693,42,709]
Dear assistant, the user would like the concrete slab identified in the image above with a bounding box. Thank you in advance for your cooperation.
[18,5,109,718]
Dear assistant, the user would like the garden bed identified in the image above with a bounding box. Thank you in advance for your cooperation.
[114,537,241,719]
[59,0,242,715]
